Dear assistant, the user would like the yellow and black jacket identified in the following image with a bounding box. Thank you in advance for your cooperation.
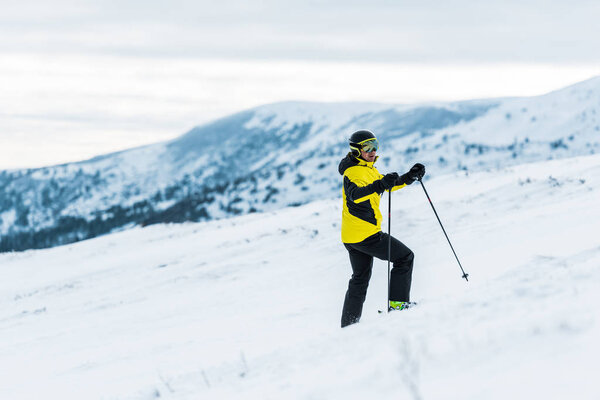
[339,153,407,243]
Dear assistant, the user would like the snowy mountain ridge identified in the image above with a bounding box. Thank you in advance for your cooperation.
[1,76,599,251]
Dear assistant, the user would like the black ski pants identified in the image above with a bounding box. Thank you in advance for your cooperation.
[341,232,414,328]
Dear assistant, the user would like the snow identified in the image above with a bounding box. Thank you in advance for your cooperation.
[0,209,17,233]
[438,77,600,145]
[1,152,599,399]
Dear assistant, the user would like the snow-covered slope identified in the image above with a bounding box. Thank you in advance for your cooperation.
[1,152,599,399]
[1,77,599,252]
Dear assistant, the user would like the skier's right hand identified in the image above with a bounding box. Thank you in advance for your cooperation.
[381,173,400,189]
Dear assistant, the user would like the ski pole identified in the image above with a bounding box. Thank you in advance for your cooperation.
[418,178,469,282]
[387,189,392,312]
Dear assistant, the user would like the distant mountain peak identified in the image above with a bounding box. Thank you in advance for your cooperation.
[1,77,599,252]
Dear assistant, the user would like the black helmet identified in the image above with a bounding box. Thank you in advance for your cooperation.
[349,130,378,156]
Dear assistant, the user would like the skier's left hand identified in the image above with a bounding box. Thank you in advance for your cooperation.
[407,163,425,181]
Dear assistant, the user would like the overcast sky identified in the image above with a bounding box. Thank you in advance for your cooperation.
[2,0,600,168]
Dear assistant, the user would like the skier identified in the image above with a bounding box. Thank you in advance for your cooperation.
[338,130,425,327]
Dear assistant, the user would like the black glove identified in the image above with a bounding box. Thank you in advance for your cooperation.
[380,172,400,190]
[408,163,425,181]
[399,163,426,185]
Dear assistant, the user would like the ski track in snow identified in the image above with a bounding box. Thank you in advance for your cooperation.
[1,154,599,399]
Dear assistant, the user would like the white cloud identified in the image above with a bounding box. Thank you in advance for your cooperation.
[1,1,599,62]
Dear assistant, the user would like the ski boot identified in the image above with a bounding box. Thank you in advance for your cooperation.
[389,301,417,311]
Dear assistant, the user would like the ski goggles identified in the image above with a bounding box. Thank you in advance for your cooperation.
[360,138,379,153]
